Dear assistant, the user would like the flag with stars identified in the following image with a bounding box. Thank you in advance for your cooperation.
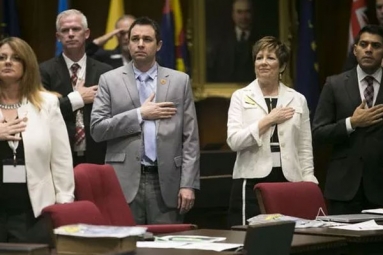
[295,0,320,119]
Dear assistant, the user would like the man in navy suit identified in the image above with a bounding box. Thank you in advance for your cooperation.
[86,15,135,69]
[40,9,112,165]
[313,25,383,214]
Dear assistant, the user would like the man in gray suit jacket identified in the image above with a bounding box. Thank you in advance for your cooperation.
[90,17,200,224]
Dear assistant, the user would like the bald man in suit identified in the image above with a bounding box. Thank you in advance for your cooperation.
[91,17,200,224]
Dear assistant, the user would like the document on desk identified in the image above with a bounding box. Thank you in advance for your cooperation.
[137,241,242,252]
[137,241,189,248]
[178,242,243,251]
[155,235,226,242]
[331,220,383,231]
[362,208,383,214]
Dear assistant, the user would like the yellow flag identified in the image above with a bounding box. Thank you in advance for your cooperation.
[104,0,125,50]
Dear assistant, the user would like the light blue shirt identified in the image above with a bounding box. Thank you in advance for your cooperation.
[133,63,158,165]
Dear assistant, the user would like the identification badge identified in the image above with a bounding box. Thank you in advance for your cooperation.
[2,158,26,183]
[272,152,281,167]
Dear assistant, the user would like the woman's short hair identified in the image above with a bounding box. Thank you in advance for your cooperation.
[0,37,44,109]
[252,36,290,70]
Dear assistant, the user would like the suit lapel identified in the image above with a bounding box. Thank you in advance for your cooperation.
[56,55,73,93]
[277,83,294,107]
[155,66,170,134]
[85,58,97,87]
[156,66,170,103]
[344,69,361,109]
[122,62,140,107]
[17,98,32,145]
[249,81,268,114]
[374,68,383,105]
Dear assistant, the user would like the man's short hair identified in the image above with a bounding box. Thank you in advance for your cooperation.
[354,24,383,45]
[56,9,88,31]
[128,16,161,44]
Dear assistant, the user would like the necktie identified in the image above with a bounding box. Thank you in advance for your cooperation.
[240,31,246,42]
[70,63,85,146]
[138,74,156,162]
[364,76,375,108]
[70,63,80,86]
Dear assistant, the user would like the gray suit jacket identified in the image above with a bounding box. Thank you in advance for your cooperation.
[90,62,200,208]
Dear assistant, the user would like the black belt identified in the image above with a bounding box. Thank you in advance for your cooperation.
[141,165,158,173]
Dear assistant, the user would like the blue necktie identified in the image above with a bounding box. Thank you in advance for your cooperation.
[138,74,156,162]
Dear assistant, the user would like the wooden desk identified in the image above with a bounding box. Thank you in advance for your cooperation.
[295,227,383,255]
[232,225,383,255]
[148,229,346,255]
[0,243,50,255]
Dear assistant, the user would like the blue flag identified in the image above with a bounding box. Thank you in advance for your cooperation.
[55,0,69,56]
[2,0,21,38]
[295,0,320,120]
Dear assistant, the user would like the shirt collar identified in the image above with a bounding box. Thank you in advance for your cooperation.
[235,26,250,41]
[357,65,382,84]
[132,62,158,80]
[62,53,87,71]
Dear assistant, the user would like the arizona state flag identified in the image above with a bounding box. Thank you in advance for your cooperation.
[158,0,189,74]
[104,0,124,50]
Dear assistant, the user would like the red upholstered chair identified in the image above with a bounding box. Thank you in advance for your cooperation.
[74,163,197,234]
[254,182,327,220]
[42,200,108,227]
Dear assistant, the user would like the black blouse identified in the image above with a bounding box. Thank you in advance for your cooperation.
[0,137,31,211]
[264,97,279,144]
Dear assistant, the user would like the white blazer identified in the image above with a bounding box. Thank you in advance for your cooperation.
[227,80,318,183]
[0,92,74,217]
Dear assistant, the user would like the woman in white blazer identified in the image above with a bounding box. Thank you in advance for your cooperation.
[227,36,318,226]
[0,37,74,243]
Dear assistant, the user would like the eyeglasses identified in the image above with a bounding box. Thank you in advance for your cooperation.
[0,54,23,63]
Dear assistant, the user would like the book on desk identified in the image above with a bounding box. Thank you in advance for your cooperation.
[54,224,146,255]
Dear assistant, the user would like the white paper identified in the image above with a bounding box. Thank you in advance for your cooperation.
[156,235,226,243]
[331,220,383,231]
[362,208,383,215]
[178,242,242,252]
[137,241,242,252]
[54,224,147,238]
[3,165,26,183]
[137,241,189,248]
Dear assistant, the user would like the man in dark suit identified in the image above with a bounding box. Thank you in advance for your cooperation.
[207,0,257,83]
[86,15,135,69]
[40,9,112,166]
[313,25,383,214]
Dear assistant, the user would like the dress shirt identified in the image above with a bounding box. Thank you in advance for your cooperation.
[235,26,250,41]
[345,66,382,133]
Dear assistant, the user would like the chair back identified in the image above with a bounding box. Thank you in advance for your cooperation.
[254,182,327,220]
[74,163,136,226]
